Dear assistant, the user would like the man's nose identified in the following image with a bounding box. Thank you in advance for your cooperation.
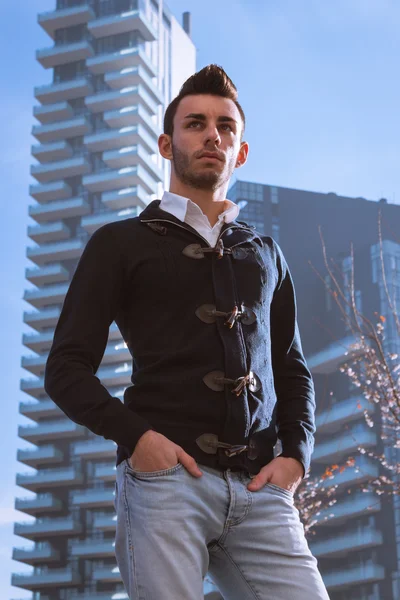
[204,125,221,145]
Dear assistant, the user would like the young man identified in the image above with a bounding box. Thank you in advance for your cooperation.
[44,65,329,599]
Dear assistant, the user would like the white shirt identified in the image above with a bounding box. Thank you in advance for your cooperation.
[159,190,240,247]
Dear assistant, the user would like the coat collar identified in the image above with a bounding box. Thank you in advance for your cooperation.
[139,200,263,248]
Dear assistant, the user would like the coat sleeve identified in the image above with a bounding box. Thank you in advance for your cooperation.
[44,224,155,456]
[269,238,316,477]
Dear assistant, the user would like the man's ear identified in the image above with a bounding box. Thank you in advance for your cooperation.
[235,140,249,168]
[158,133,173,161]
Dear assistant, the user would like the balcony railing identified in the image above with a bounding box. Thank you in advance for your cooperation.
[57,0,88,8]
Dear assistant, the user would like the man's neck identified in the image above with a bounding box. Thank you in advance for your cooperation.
[168,183,228,228]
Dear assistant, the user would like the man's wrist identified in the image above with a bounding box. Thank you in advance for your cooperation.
[277,455,305,479]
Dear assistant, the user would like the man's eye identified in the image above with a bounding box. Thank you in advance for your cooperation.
[221,124,233,131]
[188,121,201,127]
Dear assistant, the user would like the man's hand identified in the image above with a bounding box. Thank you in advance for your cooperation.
[129,430,203,478]
[247,456,304,493]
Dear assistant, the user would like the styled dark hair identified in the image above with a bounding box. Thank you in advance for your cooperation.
[163,64,246,140]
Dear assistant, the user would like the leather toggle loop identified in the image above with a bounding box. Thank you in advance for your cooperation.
[182,239,232,260]
[195,303,257,327]
[195,433,248,457]
[203,370,261,395]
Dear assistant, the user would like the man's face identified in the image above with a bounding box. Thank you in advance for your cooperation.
[168,94,247,191]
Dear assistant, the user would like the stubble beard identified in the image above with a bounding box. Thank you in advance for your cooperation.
[171,143,235,191]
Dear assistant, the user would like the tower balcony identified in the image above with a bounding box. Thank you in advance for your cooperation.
[71,487,115,509]
[323,563,385,591]
[12,542,60,565]
[85,84,157,116]
[27,222,71,244]
[32,115,92,143]
[310,526,383,558]
[19,399,61,421]
[29,180,72,203]
[105,65,162,104]
[94,462,117,482]
[37,40,94,69]
[11,566,81,590]
[69,539,115,559]
[16,466,84,492]
[88,8,156,42]
[33,100,74,124]
[15,493,63,517]
[319,456,379,490]
[92,512,117,532]
[25,263,70,287]
[38,3,95,39]
[34,77,94,105]
[84,122,157,153]
[23,283,68,310]
[316,491,381,527]
[102,145,162,180]
[103,104,159,139]
[26,237,86,266]
[307,334,367,375]
[313,425,377,463]
[17,443,64,467]
[316,395,375,435]
[87,46,155,77]
[83,163,157,194]
[23,307,61,332]
[71,438,117,460]
[61,593,128,600]
[31,140,73,163]
[29,196,91,223]
[14,515,82,540]
[31,155,91,183]
[92,564,121,583]
[101,184,150,210]
[18,419,86,443]
[22,331,56,353]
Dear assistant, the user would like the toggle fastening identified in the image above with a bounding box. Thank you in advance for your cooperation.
[195,433,249,457]
[182,239,232,260]
[195,303,257,327]
[203,370,261,395]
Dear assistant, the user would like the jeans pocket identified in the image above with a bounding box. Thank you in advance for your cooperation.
[124,458,185,478]
[265,482,294,498]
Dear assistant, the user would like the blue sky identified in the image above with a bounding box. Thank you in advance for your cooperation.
[1,1,399,597]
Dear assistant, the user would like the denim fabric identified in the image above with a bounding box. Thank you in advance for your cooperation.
[114,461,330,600]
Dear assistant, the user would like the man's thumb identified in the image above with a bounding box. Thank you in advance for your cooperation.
[177,449,203,477]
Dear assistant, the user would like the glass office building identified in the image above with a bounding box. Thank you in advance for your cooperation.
[229,179,400,600]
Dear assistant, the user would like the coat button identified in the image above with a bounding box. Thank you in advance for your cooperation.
[248,371,261,393]
[241,307,257,325]
[182,244,205,259]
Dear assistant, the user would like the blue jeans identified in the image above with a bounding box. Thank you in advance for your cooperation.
[114,460,330,599]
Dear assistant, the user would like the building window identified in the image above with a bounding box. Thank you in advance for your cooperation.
[270,186,279,204]
[97,0,139,18]
[95,31,142,54]
[54,24,87,45]
[53,59,86,83]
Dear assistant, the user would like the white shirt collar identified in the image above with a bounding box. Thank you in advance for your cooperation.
[159,190,240,226]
